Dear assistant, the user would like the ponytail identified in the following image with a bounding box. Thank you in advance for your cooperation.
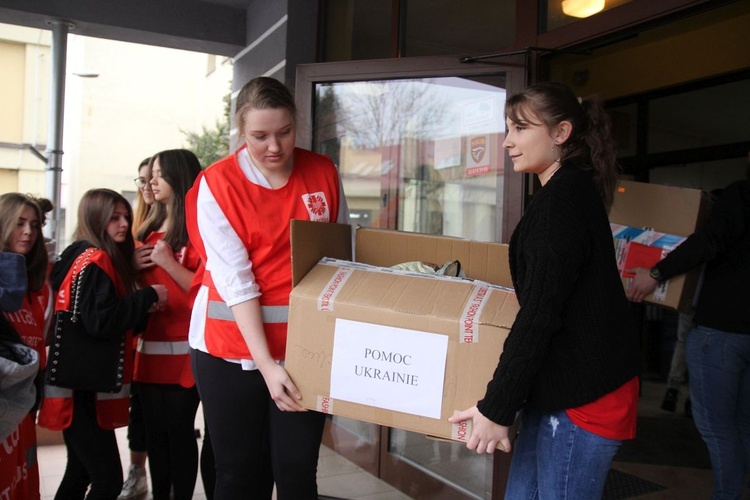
[578,96,619,212]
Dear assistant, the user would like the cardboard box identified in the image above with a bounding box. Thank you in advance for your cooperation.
[610,180,709,312]
[286,220,519,444]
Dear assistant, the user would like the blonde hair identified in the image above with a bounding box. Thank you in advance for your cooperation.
[235,77,297,133]
[132,157,153,237]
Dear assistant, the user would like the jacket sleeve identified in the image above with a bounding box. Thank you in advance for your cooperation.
[76,263,158,340]
[655,182,748,280]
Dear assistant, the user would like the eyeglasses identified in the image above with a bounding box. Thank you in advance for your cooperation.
[134,177,148,189]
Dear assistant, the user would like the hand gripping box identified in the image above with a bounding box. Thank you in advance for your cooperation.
[610,180,710,312]
[286,220,519,444]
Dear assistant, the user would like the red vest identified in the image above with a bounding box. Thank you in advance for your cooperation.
[186,147,341,360]
[3,284,52,369]
[134,234,199,387]
[0,414,40,500]
[37,249,134,431]
[0,286,48,499]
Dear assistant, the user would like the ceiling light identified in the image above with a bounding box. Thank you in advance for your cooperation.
[562,0,605,18]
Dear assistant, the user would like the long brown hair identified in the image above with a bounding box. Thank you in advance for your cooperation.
[0,193,48,292]
[74,189,138,292]
[505,82,620,211]
[136,149,202,249]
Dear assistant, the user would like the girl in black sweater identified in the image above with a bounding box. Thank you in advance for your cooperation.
[451,82,640,499]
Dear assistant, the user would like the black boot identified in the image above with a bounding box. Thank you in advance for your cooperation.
[661,388,678,412]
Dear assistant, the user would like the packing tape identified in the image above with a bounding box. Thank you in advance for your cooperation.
[316,267,355,312]
[451,410,472,443]
[317,395,334,414]
[459,285,491,344]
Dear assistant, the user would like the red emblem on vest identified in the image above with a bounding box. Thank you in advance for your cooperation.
[302,192,330,222]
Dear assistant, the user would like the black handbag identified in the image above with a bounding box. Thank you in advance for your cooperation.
[45,248,126,393]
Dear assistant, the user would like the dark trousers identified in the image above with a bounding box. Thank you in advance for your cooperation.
[200,415,216,500]
[138,382,200,500]
[126,382,147,453]
[191,348,325,500]
[55,392,123,500]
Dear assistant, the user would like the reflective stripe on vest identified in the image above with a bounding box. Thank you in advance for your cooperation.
[44,385,72,398]
[43,383,130,399]
[207,301,289,324]
[137,338,191,355]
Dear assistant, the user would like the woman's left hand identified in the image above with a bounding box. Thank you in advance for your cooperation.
[448,406,511,454]
[258,362,307,413]
[150,240,175,269]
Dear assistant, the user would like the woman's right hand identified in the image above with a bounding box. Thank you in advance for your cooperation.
[134,244,155,271]
[148,284,168,312]
[258,362,306,412]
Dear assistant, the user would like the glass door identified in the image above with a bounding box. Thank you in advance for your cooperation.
[297,55,525,499]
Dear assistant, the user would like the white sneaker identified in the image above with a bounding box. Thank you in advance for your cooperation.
[118,464,148,499]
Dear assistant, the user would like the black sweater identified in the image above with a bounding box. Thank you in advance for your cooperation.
[51,240,157,339]
[654,180,750,334]
[477,163,641,426]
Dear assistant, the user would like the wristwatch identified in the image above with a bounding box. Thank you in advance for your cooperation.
[649,266,664,282]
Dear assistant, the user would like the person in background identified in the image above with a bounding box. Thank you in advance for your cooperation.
[185,76,350,499]
[38,189,167,500]
[119,156,155,500]
[450,82,641,500]
[133,157,155,235]
[34,196,58,263]
[0,193,52,500]
[658,187,723,418]
[628,178,750,500]
[134,149,202,500]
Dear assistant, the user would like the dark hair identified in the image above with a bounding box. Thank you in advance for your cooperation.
[74,189,138,292]
[136,149,202,249]
[235,77,297,133]
[505,82,620,211]
[0,193,48,292]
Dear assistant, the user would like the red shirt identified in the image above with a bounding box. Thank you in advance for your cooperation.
[566,377,639,440]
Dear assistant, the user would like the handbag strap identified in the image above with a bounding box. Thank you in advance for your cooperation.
[69,248,96,318]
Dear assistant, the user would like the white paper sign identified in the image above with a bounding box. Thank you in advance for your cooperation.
[330,318,449,419]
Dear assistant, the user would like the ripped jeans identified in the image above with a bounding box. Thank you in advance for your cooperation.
[504,409,621,500]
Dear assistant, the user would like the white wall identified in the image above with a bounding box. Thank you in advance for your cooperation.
[60,35,232,245]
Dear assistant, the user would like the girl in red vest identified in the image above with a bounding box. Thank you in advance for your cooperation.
[133,149,202,500]
[0,193,51,500]
[185,76,350,499]
[38,189,167,500]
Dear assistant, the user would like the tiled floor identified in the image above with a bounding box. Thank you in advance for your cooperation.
[37,406,410,500]
[36,382,724,499]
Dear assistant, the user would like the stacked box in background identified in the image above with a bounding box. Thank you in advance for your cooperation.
[286,220,519,445]
[610,180,710,312]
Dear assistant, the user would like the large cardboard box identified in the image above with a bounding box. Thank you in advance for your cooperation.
[610,180,709,312]
[286,220,519,444]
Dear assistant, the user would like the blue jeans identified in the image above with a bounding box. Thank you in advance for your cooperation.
[686,325,750,500]
[505,409,621,500]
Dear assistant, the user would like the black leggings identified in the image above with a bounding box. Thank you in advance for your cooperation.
[191,349,325,500]
[137,382,200,500]
[55,392,123,500]
[126,382,147,453]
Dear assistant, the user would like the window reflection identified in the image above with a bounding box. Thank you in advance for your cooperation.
[314,77,507,242]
